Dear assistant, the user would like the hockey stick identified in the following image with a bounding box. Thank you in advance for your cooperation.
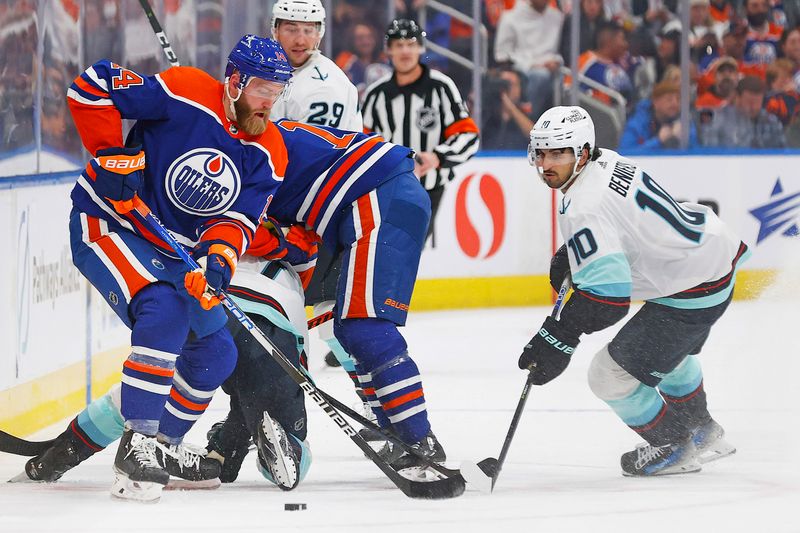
[0,430,55,457]
[137,0,181,67]
[307,310,334,330]
[133,199,464,499]
[460,277,572,493]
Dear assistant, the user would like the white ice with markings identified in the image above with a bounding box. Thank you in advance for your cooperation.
[1,287,798,532]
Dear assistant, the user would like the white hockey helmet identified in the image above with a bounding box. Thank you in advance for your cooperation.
[271,0,326,39]
[528,106,595,190]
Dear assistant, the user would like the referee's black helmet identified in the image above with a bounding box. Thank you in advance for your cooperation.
[385,19,426,46]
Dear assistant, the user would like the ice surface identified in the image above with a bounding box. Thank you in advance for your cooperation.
[1,299,798,533]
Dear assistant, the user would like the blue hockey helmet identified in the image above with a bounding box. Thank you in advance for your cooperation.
[225,35,293,90]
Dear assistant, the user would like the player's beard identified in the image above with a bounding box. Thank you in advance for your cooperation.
[234,98,269,135]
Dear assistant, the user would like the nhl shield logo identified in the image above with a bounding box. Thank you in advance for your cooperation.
[416,107,438,132]
[165,148,241,216]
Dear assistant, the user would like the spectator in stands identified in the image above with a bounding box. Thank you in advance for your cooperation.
[494,0,564,119]
[559,0,609,62]
[701,75,786,147]
[655,25,682,83]
[780,25,800,89]
[481,67,535,150]
[689,0,717,47]
[336,22,391,101]
[764,58,800,125]
[619,80,697,150]
[742,0,782,75]
[577,21,634,105]
[709,0,734,38]
[697,56,739,109]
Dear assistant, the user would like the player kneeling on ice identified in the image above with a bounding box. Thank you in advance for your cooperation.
[16,220,319,491]
[519,106,748,476]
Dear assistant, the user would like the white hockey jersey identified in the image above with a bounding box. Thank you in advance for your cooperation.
[558,149,749,308]
[272,52,362,131]
[228,257,309,352]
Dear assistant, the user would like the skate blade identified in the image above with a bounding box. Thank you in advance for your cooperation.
[697,441,736,464]
[396,465,447,482]
[261,415,297,490]
[110,473,164,503]
[7,471,36,483]
[165,477,221,490]
[622,461,702,477]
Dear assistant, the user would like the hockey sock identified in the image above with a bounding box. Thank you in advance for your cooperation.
[606,383,693,446]
[157,326,237,443]
[121,283,189,436]
[336,319,431,443]
[658,355,710,429]
[354,362,391,428]
[75,385,124,448]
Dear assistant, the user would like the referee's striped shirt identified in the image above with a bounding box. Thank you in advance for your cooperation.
[361,65,480,190]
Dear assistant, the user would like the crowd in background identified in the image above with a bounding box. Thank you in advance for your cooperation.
[3,0,800,178]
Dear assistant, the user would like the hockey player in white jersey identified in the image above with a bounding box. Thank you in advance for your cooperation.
[518,106,749,476]
[270,0,362,131]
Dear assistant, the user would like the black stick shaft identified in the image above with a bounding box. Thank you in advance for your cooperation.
[137,0,181,66]
[491,277,572,488]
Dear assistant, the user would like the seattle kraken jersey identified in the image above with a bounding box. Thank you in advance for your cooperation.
[271,52,362,131]
[268,119,413,249]
[67,61,285,257]
[558,149,748,307]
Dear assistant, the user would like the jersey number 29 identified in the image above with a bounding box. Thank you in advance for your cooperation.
[308,102,344,128]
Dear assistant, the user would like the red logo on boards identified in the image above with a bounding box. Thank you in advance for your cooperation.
[454,173,505,259]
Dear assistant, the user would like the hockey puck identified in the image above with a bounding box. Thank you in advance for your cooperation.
[284,503,307,511]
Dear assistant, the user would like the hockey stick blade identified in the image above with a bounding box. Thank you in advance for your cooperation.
[0,430,55,457]
[459,458,498,493]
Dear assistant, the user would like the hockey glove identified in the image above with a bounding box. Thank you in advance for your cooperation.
[255,219,320,266]
[518,316,581,385]
[185,242,238,310]
[549,244,570,291]
[90,146,145,214]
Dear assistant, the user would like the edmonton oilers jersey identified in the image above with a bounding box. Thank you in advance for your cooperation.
[67,61,285,257]
[268,119,413,248]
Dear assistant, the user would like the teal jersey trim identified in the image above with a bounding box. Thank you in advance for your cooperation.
[229,294,304,356]
[649,249,751,310]
[573,253,633,297]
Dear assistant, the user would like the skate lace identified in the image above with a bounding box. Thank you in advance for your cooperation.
[128,434,163,468]
[174,444,204,471]
[634,444,667,469]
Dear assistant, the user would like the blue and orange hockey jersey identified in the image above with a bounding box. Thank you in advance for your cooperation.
[67,61,285,259]
[267,119,413,249]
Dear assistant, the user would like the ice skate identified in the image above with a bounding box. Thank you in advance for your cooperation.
[356,399,385,443]
[621,437,701,476]
[111,429,170,503]
[255,411,301,490]
[378,430,446,480]
[692,419,736,464]
[23,428,96,482]
[159,441,222,490]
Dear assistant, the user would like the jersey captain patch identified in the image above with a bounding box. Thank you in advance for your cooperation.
[164,148,241,216]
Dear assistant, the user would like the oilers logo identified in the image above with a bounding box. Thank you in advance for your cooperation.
[165,148,240,215]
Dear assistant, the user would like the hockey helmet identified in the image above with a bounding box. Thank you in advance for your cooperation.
[385,19,426,47]
[225,34,293,91]
[271,0,326,39]
[528,106,596,189]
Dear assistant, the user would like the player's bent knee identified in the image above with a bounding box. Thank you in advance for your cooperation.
[334,318,407,368]
[587,345,640,401]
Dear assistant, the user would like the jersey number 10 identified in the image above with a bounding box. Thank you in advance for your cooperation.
[635,173,706,243]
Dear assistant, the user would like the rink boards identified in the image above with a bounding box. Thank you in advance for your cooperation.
[0,153,796,435]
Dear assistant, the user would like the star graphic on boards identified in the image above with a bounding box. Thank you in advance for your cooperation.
[748,178,800,244]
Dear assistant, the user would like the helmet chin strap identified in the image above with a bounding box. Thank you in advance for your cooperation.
[557,159,585,192]
[224,76,244,119]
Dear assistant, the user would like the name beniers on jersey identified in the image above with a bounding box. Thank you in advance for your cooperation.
[165,148,241,215]
[609,159,636,198]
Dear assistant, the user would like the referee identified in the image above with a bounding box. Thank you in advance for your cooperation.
[361,19,481,245]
